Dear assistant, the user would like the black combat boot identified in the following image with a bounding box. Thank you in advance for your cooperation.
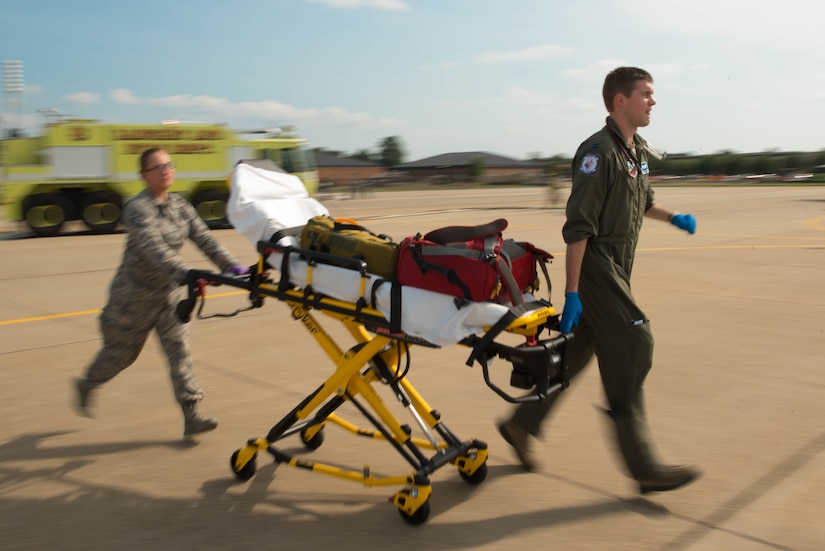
[181,401,218,437]
[498,419,539,471]
[638,465,702,494]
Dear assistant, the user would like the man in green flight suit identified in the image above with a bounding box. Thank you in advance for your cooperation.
[498,66,702,494]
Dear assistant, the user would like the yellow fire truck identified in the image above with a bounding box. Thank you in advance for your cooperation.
[0,119,318,236]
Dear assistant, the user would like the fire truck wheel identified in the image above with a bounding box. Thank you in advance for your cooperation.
[192,189,230,229]
[81,191,122,234]
[24,193,73,237]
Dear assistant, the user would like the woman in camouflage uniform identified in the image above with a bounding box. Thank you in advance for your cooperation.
[74,148,247,438]
[498,67,701,494]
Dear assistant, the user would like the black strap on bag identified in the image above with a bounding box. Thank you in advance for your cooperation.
[409,243,474,301]
[494,255,525,306]
[332,218,393,243]
[370,278,403,334]
[269,225,305,244]
[423,218,508,244]
[418,233,499,261]
[536,253,552,300]
[261,225,305,291]
[501,240,554,303]
[465,303,530,367]
[408,231,525,306]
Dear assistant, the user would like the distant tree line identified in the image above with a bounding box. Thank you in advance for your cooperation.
[532,149,825,179]
[318,136,825,180]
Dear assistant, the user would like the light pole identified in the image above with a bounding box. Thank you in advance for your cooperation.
[3,60,25,137]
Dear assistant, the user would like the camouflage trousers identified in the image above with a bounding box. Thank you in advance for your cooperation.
[83,286,204,404]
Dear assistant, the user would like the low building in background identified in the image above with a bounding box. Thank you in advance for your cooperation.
[314,150,385,190]
[392,151,545,184]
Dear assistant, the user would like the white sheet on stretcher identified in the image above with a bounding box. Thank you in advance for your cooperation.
[227,159,330,245]
[227,159,519,347]
[267,251,519,346]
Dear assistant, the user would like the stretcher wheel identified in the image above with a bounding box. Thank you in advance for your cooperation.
[398,500,430,526]
[300,427,324,450]
[454,447,489,485]
[230,449,257,481]
[458,461,488,485]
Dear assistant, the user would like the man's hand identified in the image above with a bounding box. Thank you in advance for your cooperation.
[559,291,582,333]
[670,213,696,235]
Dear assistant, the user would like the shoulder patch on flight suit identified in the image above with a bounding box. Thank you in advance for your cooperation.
[580,153,599,174]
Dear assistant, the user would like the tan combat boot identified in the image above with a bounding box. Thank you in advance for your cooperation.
[181,401,218,437]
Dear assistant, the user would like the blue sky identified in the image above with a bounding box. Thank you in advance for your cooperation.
[2,0,824,161]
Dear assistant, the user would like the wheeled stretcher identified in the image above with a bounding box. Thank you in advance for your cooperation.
[177,160,572,525]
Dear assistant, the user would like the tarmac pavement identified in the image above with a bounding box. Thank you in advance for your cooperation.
[1,185,823,550]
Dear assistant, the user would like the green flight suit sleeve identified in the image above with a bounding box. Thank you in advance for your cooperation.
[563,138,613,244]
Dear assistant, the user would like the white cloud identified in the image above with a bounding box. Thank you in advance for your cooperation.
[23,84,45,96]
[562,61,684,86]
[65,92,99,105]
[477,44,572,63]
[562,97,599,112]
[501,87,548,106]
[104,89,400,127]
[111,89,139,104]
[305,0,409,9]
[624,0,825,52]
[643,63,684,78]
[562,59,626,81]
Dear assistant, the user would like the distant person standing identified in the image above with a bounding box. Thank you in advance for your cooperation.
[74,148,248,438]
[498,67,702,494]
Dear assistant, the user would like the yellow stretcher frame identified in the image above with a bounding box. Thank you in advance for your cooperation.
[178,237,572,525]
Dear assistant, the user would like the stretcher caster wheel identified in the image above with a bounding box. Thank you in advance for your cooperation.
[392,482,433,526]
[458,461,488,485]
[454,444,489,485]
[398,499,430,526]
[230,449,257,481]
[300,427,324,450]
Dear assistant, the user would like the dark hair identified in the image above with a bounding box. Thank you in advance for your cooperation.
[602,67,653,112]
[139,148,164,172]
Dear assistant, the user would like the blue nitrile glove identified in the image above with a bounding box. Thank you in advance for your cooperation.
[230,265,249,276]
[670,213,696,235]
[559,291,582,334]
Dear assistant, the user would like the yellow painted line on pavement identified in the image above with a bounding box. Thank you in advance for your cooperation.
[639,243,825,252]
[0,290,247,326]
[802,216,825,231]
[2,240,823,326]
[0,309,102,325]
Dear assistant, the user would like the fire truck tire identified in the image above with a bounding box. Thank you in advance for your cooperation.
[81,191,122,234]
[24,193,73,237]
[192,189,230,229]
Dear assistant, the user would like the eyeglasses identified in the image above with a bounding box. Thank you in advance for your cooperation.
[144,162,176,173]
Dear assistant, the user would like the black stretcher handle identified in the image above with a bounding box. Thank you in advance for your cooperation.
[482,333,573,403]
[257,239,370,276]
[176,269,253,323]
